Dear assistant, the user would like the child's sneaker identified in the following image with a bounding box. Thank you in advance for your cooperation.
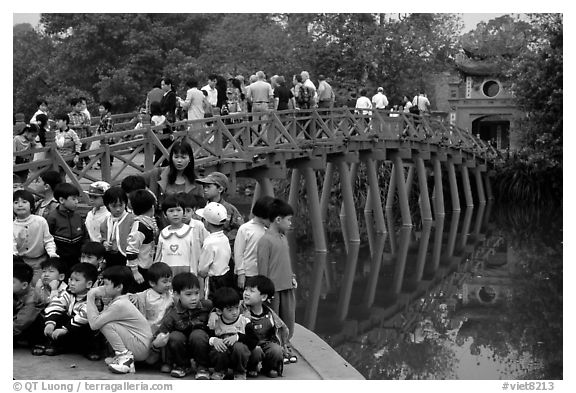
[107,351,135,374]
[195,366,211,380]
[267,370,279,378]
[170,367,190,378]
[234,372,246,380]
[210,371,225,380]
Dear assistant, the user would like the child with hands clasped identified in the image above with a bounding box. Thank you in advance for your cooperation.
[34,257,67,307]
[207,287,258,380]
[155,195,208,277]
[86,266,153,374]
[13,189,58,284]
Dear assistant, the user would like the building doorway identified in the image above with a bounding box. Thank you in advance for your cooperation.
[472,116,510,150]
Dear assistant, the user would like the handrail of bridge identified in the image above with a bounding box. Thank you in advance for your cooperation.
[13,107,499,198]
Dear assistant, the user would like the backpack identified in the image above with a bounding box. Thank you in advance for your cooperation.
[298,85,311,107]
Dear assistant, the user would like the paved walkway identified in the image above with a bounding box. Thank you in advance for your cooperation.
[13,325,364,380]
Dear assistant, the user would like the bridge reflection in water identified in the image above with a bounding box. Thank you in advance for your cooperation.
[293,201,555,380]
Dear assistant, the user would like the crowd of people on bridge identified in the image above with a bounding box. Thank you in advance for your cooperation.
[14,136,302,378]
[14,70,432,184]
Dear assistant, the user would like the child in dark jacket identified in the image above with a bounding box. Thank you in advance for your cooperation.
[150,273,212,379]
[46,183,87,270]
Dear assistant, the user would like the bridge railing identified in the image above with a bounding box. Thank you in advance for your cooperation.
[13,107,497,197]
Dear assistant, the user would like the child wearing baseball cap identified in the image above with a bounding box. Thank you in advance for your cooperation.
[196,202,232,300]
[84,181,111,242]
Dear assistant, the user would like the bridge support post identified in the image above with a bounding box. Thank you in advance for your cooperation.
[415,157,432,221]
[445,211,460,259]
[143,119,154,170]
[366,158,386,234]
[461,164,474,207]
[319,163,335,227]
[484,171,494,200]
[414,221,433,283]
[391,227,411,296]
[474,167,486,205]
[386,163,396,210]
[446,160,461,212]
[300,167,328,329]
[433,158,445,217]
[405,165,414,201]
[393,155,412,227]
[430,215,445,274]
[336,161,360,322]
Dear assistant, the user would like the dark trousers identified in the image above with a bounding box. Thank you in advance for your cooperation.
[14,313,45,346]
[104,251,126,268]
[248,341,284,374]
[167,329,210,369]
[209,341,250,373]
[45,314,104,355]
[207,271,233,301]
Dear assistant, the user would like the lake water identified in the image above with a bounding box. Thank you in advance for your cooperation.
[290,202,562,380]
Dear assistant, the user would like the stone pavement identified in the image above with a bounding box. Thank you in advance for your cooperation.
[13,324,364,380]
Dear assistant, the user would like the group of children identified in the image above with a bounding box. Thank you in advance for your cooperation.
[14,168,298,379]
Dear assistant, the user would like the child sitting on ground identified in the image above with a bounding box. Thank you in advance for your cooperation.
[126,190,159,289]
[234,195,274,289]
[31,170,62,219]
[196,202,232,299]
[34,257,68,307]
[257,198,298,364]
[86,266,153,374]
[42,263,102,360]
[46,183,87,270]
[150,273,212,379]
[207,287,257,380]
[84,181,111,243]
[155,194,208,277]
[242,275,289,377]
[13,259,44,349]
[100,186,134,268]
[13,189,59,284]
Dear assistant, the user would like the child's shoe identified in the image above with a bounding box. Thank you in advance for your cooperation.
[234,372,246,380]
[195,366,211,380]
[44,345,59,356]
[107,350,135,374]
[247,369,259,378]
[267,370,279,378]
[210,371,225,380]
[160,363,172,373]
[170,367,190,378]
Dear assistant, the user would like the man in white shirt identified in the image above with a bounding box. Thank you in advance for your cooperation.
[372,87,389,109]
[201,74,219,115]
[246,71,273,143]
[300,71,317,107]
[180,78,207,122]
[412,92,431,113]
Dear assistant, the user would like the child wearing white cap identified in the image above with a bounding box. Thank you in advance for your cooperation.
[196,202,232,299]
[84,181,111,242]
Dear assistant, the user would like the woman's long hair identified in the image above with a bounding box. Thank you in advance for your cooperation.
[167,138,196,185]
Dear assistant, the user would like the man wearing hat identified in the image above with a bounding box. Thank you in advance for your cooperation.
[372,87,389,110]
[195,172,244,250]
[84,181,111,242]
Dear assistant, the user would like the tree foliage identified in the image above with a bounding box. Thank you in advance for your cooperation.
[14,13,465,119]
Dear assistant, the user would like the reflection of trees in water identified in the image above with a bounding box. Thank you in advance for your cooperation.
[491,203,562,379]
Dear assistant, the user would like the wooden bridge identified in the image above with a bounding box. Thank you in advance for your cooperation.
[14,107,497,276]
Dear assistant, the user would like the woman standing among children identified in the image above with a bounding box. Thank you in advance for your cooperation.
[141,138,202,211]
